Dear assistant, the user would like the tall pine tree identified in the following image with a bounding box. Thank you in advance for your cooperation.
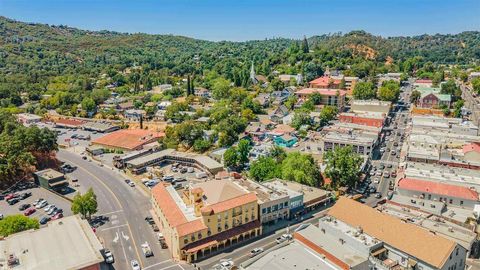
[186,75,191,96]
[190,75,195,95]
[302,35,309,54]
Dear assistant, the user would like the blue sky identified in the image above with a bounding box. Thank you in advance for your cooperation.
[0,0,479,41]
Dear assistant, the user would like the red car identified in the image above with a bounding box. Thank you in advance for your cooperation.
[24,207,36,216]
[51,213,63,220]
[5,193,18,201]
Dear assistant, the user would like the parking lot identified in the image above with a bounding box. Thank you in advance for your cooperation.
[0,183,72,225]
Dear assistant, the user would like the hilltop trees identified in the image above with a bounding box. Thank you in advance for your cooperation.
[0,112,58,189]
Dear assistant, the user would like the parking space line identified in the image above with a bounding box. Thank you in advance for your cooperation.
[143,259,171,270]
[177,264,185,270]
[101,224,128,231]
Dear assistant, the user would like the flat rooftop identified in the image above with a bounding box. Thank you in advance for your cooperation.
[323,130,377,145]
[234,178,289,203]
[34,168,64,180]
[405,162,480,188]
[262,180,303,199]
[127,148,223,170]
[245,241,341,270]
[264,179,329,205]
[0,215,104,270]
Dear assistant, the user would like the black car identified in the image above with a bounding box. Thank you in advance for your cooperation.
[39,216,51,225]
[19,192,32,200]
[124,179,131,184]
[7,198,19,205]
[18,204,30,211]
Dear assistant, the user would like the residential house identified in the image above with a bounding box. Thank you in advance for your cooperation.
[295,88,346,110]
[124,109,146,121]
[269,104,289,123]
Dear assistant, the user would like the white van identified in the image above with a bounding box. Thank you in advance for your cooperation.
[195,172,207,179]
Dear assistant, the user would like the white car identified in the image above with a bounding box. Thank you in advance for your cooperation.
[47,207,57,215]
[129,182,135,187]
[131,259,141,270]
[250,247,264,257]
[44,204,55,212]
[36,201,48,209]
[104,250,114,264]
[219,261,234,269]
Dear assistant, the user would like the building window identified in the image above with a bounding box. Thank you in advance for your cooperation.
[198,233,202,239]
[284,202,288,207]
[217,215,221,222]
[217,227,222,232]
[225,224,229,230]
[191,235,195,241]
[245,217,249,223]
[184,238,188,244]
[460,201,464,205]
[449,199,453,204]
[262,208,266,214]
[207,230,211,236]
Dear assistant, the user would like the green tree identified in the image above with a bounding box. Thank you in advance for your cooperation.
[223,147,239,168]
[441,79,460,99]
[301,36,309,54]
[410,90,421,104]
[212,78,231,100]
[310,92,322,105]
[292,111,311,130]
[324,146,363,188]
[71,188,98,220]
[249,156,281,182]
[352,81,376,100]
[281,152,322,187]
[0,215,39,236]
[269,146,286,163]
[193,139,212,153]
[81,97,96,112]
[453,100,464,118]
[378,80,400,102]
[472,78,480,93]
[237,139,252,167]
[319,105,338,126]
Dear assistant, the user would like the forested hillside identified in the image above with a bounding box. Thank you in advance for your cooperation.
[0,16,479,111]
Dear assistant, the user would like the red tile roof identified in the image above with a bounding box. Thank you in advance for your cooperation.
[398,178,479,200]
[295,88,347,96]
[92,129,164,150]
[201,193,257,215]
[309,76,341,88]
[463,142,480,154]
[151,183,207,237]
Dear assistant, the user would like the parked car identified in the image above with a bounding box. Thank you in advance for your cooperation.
[250,248,264,257]
[375,193,382,199]
[33,198,44,207]
[24,207,36,216]
[276,234,292,244]
[19,192,32,200]
[104,249,114,264]
[39,216,51,225]
[219,261,234,269]
[128,182,135,187]
[36,201,48,209]
[18,204,30,211]
[47,207,58,215]
[7,198,19,205]
[44,204,55,212]
[141,242,153,257]
[5,193,18,201]
[51,212,63,220]
[131,259,141,270]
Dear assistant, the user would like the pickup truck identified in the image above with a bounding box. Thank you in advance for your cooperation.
[141,242,153,257]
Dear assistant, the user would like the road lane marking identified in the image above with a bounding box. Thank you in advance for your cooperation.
[142,260,171,270]
[177,264,185,270]
[118,228,129,270]
[101,224,128,231]
[158,265,181,270]
[122,231,130,241]
[113,232,119,243]
[98,210,123,216]
[63,157,145,268]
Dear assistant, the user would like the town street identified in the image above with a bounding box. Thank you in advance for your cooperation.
[57,150,191,270]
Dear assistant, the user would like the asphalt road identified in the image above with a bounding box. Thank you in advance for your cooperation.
[57,149,191,270]
[365,82,412,206]
[195,209,329,270]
